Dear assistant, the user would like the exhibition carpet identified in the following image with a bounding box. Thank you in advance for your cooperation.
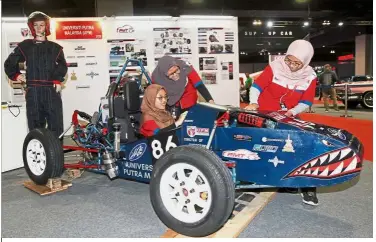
[239,103,373,161]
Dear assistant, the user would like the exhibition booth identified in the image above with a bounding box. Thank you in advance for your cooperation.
[1,15,240,172]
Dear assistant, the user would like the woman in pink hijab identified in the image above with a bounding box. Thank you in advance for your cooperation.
[245,39,317,118]
[245,40,319,206]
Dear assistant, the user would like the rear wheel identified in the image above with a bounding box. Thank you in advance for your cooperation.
[23,128,64,185]
[361,92,373,109]
[150,145,235,237]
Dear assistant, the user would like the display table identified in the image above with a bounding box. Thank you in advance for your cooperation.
[1,105,28,172]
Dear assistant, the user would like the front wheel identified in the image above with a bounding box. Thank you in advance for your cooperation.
[23,128,64,185]
[150,145,235,237]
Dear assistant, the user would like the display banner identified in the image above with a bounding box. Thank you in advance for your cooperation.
[55,21,103,40]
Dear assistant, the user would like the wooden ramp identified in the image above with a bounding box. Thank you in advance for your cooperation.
[23,178,72,196]
[161,190,277,238]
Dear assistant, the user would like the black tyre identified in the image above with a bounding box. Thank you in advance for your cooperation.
[150,145,235,237]
[361,92,373,109]
[23,128,64,185]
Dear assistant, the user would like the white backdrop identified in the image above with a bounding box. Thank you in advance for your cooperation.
[1,16,240,131]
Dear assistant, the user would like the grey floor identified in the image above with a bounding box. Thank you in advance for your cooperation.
[2,161,373,238]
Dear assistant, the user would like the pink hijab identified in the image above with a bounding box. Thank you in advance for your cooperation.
[270,40,315,86]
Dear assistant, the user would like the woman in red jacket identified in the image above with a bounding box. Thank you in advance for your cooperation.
[245,40,317,117]
[140,84,187,137]
[152,56,214,118]
[245,39,319,206]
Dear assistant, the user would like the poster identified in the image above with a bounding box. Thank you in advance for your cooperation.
[153,28,193,56]
[199,57,217,71]
[220,61,234,80]
[201,72,217,85]
[55,21,102,40]
[107,39,148,83]
[198,28,235,54]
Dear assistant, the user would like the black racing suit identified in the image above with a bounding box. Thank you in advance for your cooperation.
[4,39,68,138]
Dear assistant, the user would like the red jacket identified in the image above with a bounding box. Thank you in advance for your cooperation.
[152,66,202,110]
[253,65,317,111]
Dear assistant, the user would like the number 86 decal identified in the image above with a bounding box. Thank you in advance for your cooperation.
[151,135,177,159]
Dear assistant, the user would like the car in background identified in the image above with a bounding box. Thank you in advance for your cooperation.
[334,76,373,109]
[337,75,373,84]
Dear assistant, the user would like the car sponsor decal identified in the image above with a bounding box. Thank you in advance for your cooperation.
[187,126,209,137]
[222,149,260,160]
[327,128,346,140]
[129,143,147,161]
[117,25,135,33]
[253,144,278,153]
[233,134,252,141]
[268,156,284,167]
[262,137,284,143]
[282,134,295,152]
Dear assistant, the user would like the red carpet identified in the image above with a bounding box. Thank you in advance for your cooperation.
[239,103,373,161]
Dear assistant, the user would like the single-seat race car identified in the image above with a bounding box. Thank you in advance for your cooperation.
[22,59,364,237]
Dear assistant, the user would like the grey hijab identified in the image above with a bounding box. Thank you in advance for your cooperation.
[152,55,192,106]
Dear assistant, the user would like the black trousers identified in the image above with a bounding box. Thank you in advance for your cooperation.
[26,86,64,139]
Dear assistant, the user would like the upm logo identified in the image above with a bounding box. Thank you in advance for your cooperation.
[117,25,135,33]
[129,143,147,161]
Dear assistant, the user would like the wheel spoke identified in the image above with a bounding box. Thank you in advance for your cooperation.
[186,202,196,215]
[192,195,208,208]
[176,169,186,182]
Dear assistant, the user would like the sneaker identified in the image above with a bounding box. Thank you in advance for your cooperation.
[301,190,319,206]
[325,109,329,112]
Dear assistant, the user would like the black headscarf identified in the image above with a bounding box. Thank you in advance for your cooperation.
[152,55,192,106]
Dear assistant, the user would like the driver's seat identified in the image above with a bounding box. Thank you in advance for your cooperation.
[123,80,143,138]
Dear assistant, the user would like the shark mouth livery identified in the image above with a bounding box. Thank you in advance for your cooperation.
[285,147,362,179]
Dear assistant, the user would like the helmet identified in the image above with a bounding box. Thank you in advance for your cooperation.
[27,11,51,37]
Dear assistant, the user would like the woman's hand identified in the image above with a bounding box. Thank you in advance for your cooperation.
[175,111,188,127]
[16,74,26,83]
[244,103,259,111]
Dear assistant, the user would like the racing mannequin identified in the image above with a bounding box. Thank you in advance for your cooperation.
[4,11,68,138]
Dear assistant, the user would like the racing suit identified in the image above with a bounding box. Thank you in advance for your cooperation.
[4,39,68,138]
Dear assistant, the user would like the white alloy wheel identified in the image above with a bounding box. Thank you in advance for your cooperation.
[159,163,212,223]
[26,139,47,176]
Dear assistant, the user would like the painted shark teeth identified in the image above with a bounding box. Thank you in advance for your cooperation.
[344,157,358,172]
[320,154,328,165]
[320,167,330,176]
[340,148,352,160]
[330,162,344,176]
[312,168,319,176]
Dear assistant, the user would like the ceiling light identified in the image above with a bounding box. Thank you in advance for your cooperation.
[267,21,273,27]
[338,22,344,26]
[303,21,309,27]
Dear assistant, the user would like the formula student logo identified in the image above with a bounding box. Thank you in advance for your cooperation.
[129,143,147,161]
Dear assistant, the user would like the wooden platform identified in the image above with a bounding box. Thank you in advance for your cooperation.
[161,190,277,238]
[23,179,72,196]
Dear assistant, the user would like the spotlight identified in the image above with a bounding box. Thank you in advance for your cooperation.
[303,21,309,27]
[338,22,344,26]
[267,21,273,27]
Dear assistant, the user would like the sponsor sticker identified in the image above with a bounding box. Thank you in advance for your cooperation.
[282,134,295,152]
[129,143,147,161]
[253,144,278,153]
[233,134,252,141]
[187,126,209,137]
[268,156,284,167]
[222,149,260,160]
[86,71,99,79]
